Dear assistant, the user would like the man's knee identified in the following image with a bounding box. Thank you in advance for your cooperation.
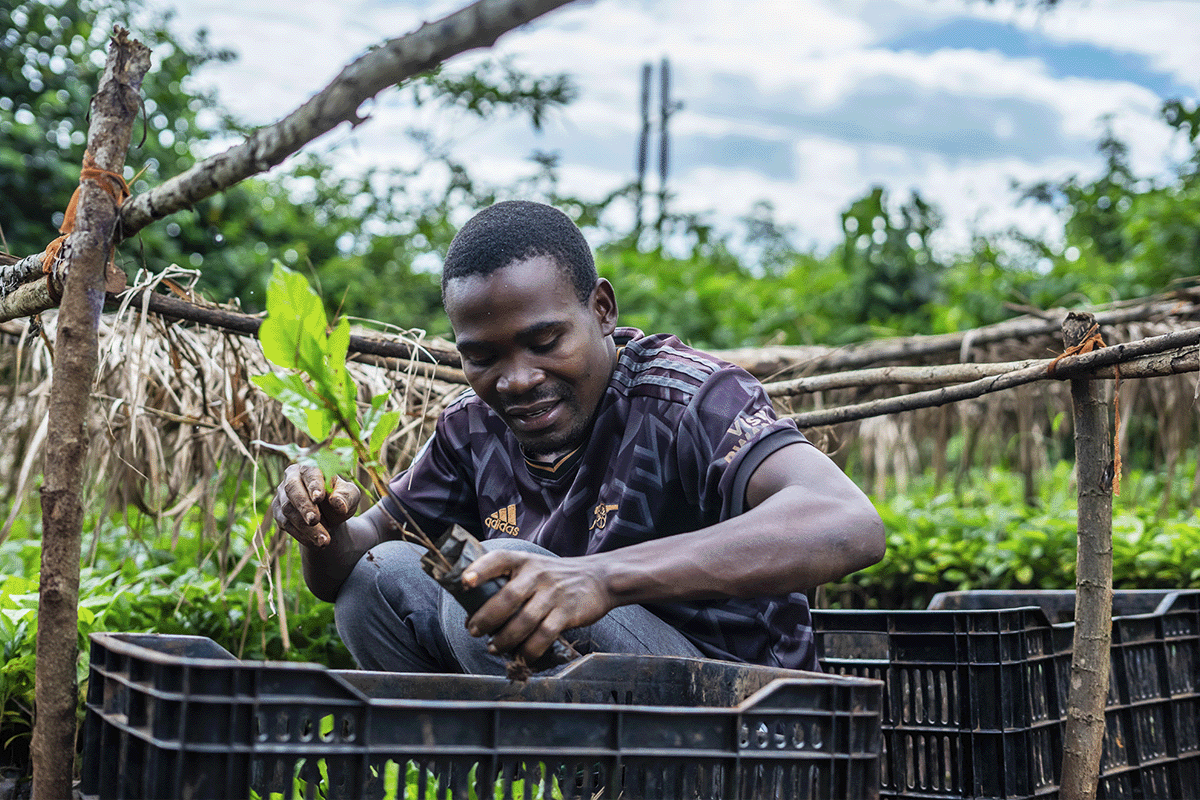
[481,537,552,555]
[333,540,435,651]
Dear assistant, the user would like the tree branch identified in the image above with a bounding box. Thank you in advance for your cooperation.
[117,0,578,240]
[0,253,45,298]
[125,289,463,366]
[786,326,1200,428]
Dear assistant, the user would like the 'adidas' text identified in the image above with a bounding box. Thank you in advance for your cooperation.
[484,504,520,536]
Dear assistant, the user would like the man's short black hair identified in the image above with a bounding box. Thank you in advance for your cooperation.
[442,200,597,304]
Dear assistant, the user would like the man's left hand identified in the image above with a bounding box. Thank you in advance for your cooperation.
[461,551,612,661]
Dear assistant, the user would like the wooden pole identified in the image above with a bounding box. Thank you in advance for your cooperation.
[634,62,651,239]
[31,28,150,800]
[1059,310,1114,800]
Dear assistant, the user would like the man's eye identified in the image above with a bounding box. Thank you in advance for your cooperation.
[531,337,559,353]
[462,353,495,368]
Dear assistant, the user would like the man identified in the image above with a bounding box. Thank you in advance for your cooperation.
[272,200,884,675]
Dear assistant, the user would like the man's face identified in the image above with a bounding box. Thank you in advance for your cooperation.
[444,256,618,458]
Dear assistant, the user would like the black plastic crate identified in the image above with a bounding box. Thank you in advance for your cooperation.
[813,606,1060,799]
[814,590,1200,799]
[926,590,1180,623]
[932,590,1200,800]
[80,632,884,800]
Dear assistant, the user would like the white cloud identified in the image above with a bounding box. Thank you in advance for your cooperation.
[148,0,1194,261]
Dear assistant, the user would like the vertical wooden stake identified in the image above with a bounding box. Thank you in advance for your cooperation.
[1059,310,1114,800]
[32,29,149,800]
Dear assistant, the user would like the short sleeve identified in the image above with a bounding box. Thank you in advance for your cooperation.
[384,411,481,539]
[675,367,808,521]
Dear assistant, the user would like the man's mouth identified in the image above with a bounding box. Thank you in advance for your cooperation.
[503,398,563,432]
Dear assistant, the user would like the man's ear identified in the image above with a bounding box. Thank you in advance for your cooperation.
[590,278,618,336]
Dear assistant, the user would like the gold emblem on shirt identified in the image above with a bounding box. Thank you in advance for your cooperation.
[590,503,619,531]
[485,504,520,536]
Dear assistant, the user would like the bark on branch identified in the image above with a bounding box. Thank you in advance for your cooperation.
[721,290,1200,378]
[116,0,578,240]
[32,28,150,800]
[127,289,462,366]
[786,325,1200,428]
[0,255,56,321]
[1059,311,1114,800]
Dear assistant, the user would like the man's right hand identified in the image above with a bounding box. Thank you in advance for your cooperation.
[271,464,362,548]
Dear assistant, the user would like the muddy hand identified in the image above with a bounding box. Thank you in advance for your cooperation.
[463,550,611,662]
[271,464,361,548]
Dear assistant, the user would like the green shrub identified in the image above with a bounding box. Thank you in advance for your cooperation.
[831,459,1200,609]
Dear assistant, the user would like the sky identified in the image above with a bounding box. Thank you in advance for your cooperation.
[148,0,1200,259]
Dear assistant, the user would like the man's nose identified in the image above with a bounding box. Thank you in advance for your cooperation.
[497,358,544,396]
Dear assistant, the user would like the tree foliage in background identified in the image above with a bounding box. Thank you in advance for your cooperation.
[9,0,1197,352]
[0,0,234,255]
[1018,105,1200,306]
[0,0,580,332]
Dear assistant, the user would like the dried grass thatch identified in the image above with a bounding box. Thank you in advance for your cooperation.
[0,269,465,546]
[763,295,1200,505]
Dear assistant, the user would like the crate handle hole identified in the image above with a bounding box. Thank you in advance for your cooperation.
[792,722,805,749]
[274,710,291,742]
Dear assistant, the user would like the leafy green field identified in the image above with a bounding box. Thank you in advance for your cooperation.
[834,457,1200,610]
[0,494,351,776]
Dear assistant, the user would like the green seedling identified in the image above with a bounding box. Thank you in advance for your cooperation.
[251,262,449,566]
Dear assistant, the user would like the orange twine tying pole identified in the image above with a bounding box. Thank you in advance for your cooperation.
[1048,322,1122,496]
[41,149,131,276]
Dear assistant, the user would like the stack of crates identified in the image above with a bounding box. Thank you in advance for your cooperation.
[80,632,884,800]
[812,589,1200,799]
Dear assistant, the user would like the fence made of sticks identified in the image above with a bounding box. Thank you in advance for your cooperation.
[2,275,1197,528]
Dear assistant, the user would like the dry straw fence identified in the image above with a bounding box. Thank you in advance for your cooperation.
[3,2,1199,797]
[1,272,1198,535]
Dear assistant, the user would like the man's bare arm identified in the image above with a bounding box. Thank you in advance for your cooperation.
[599,442,885,602]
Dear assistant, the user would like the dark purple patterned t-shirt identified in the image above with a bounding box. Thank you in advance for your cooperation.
[386,328,818,670]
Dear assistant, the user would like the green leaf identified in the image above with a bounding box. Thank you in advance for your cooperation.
[297,446,356,482]
[260,263,329,371]
[327,317,355,417]
[304,408,333,442]
[251,372,335,441]
[368,410,401,456]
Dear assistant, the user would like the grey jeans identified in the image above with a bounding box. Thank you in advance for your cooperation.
[334,537,703,674]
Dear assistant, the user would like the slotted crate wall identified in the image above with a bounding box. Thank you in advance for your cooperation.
[813,590,1200,800]
[80,632,884,800]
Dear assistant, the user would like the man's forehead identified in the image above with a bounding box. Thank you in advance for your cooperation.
[445,256,575,302]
